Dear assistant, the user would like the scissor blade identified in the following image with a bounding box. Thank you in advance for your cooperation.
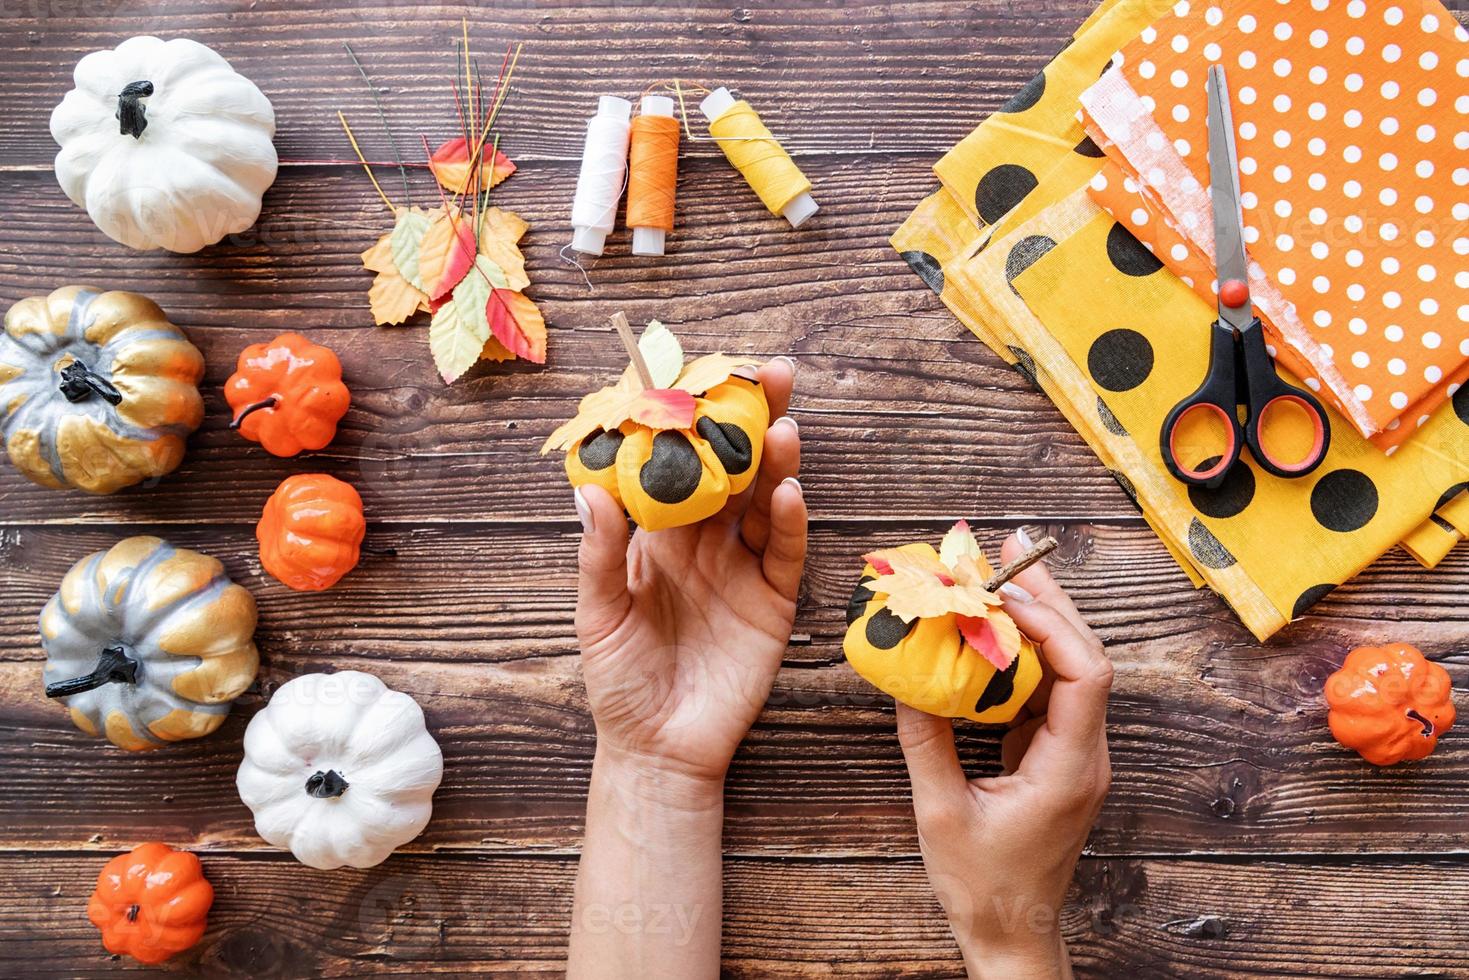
[1207,65,1252,328]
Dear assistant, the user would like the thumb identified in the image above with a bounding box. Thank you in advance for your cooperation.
[574,484,631,642]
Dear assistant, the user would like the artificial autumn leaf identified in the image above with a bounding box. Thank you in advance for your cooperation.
[630,388,697,428]
[957,611,1023,671]
[477,209,531,292]
[417,208,478,301]
[486,288,547,363]
[429,255,497,383]
[429,136,516,196]
[636,321,684,388]
[671,353,761,397]
[362,233,396,274]
[368,266,425,325]
[389,207,434,291]
[940,519,989,573]
[480,336,515,362]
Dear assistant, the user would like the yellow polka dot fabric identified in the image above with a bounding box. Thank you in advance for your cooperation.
[892,0,1469,638]
[1080,0,1469,444]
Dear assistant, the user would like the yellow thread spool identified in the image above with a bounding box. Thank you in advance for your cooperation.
[700,87,817,227]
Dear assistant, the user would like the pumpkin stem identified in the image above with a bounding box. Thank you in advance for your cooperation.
[305,769,350,798]
[58,362,123,406]
[983,536,1059,593]
[229,397,279,430]
[44,646,139,699]
[116,81,153,139]
[610,312,654,391]
[1407,709,1436,737]
[126,904,140,923]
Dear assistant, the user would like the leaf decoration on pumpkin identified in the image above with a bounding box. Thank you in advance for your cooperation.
[429,137,516,196]
[486,288,547,363]
[417,208,478,301]
[541,321,759,453]
[389,207,434,291]
[429,255,497,383]
[636,321,684,389]
[863,520,1019,670]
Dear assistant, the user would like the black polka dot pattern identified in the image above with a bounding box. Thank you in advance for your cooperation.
[847,577,877,626]
[1187,518,1236,569]
[1105,222,1164,277]
[577,429,624,470]
[695,417,754,476]
[1454,383,1469,425]
[1074,135,1105,158]
[866,607,916,649]
[1007,346,1041,391]
[1188,456,1256,519]
[1310,469,1379,532]
[1005,234,1058,292]
[975,655,1020,713]
[1431,483,1468,532]
[1097,396,1128,436]
[901,250,944,295]
[1292,583,1337,619]
[1000,70,1046,114]
[1087,328,1154,392]
[976,164,1039,225]
[640,431,703,504]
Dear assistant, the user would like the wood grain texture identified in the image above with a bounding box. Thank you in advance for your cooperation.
[2,852,1468,978]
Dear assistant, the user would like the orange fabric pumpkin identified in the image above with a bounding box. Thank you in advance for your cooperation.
[1325,643,1456,766]
[226,332,350,457]
[88,842,212,965]
[257,473,365,591]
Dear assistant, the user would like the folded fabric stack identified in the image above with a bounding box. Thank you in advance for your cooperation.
[893,0,1469,640]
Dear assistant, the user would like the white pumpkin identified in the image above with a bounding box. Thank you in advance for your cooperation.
[50,36,278,253]
[236,670,443,870]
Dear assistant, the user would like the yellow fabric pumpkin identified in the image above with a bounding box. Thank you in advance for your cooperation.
[545,318,768,531]
[843,531,1044,725]
[0,285,205,493]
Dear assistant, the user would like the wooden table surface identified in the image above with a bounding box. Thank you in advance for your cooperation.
[3,1,1468,976]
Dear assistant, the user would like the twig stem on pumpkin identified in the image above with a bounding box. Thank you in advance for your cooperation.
[611,312,653,390]
[983,536,1058,592]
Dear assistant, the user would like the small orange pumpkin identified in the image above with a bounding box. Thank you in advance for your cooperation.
[88,842,212,965]
[1325,643,1456,766]
[226,332,350,457]
[257,473,365,591]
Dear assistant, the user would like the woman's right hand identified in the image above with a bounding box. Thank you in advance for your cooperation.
[896,529,1113,979]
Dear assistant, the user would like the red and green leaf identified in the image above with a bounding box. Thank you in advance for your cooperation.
[429,136,516,196]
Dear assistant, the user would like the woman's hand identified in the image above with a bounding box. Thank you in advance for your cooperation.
[572,357,806,792]
[897,530,1113,979]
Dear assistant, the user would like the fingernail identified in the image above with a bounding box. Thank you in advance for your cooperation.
[777,355,798,376]
[999,582,1034,604]
[780,476,803,495]
[773,415,799,434]
[1016,525,1034,549]
[573,486,594,533]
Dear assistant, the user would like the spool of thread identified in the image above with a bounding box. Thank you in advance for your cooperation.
[570,95,633,256]
[626,95,681,256]
[700,87,817,228]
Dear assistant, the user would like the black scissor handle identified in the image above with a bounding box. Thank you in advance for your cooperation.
[1160,319,1244,489]
[1236,317,1331,479]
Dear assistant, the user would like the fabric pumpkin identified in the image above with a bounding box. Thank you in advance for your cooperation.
[1325,643,1456,766]
[88,842,212,965]
[543,319,768,531]
[236,670,444,870]
[50,36,278,253]
[257,473,366,591]
[0,285,205,494]
[40,536,259,751]
[226,332,350,457]
[844,533,1043,725]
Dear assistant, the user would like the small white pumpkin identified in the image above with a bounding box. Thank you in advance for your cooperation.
[236,670,443,870]
[50,36,278,253]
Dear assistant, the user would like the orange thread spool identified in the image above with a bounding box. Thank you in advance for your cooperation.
[626,95,681,255]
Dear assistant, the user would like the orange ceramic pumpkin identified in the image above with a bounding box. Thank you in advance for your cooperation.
[88,842,212,965]
[1325,643,1456,766]
[226,332,350,457]
[257,473,365,591]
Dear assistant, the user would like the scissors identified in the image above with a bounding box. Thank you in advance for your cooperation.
[1160,65,1331,489]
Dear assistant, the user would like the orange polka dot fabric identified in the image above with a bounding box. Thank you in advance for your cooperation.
[1079,0,1469,445]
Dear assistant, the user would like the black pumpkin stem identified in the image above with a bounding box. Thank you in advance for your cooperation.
[58,362,123,406]
[126,904,141,923]
[45,646,138,699]
[305,769,350,798]
[229,397,278,430]
[117,80,153,139]
[983,536,1059,593]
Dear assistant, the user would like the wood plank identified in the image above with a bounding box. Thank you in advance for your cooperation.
[0,0,1098,166]
[0,159,1122,525]
[1,851,1467,977]
[2,521,1465,857]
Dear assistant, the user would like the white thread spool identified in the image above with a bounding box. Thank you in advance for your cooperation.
[571,95,632,256]
[699,87,818,229]
[630,94,675,257]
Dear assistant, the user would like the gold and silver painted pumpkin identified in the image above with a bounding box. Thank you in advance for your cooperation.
[0,285,205,493]
[40,535,259,751]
